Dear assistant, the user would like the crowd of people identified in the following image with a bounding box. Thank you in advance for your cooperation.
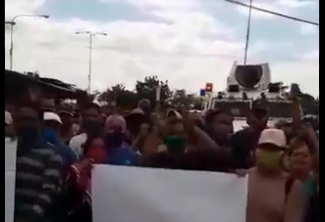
[5,96,319,222]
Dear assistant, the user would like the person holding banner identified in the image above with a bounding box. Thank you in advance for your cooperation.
[64,136,107,222]
[245,128,304,222]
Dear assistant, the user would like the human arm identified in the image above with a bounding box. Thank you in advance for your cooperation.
[283,180,305,222]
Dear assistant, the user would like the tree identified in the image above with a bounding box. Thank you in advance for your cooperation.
[98,84,137,109]
[135,76,172,109]
[169,89,193,109]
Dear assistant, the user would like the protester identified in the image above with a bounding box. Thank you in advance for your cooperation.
[125,107,148,141]
[205,109,233,156]
[42,111,77,170]
[14,103,64,222]
[8,91,318,222]
[142,109,235,172]
[58,105,75,144]
[287,137,312,182]
[104,114,139,166]
[231,102,269,169]
[64,136,107,222]
[5,109,15,139]
[69,103,103,159]
[138,98,152,117]
[71,110,81,136]
[245,128,304,222]
[304,148,319,222]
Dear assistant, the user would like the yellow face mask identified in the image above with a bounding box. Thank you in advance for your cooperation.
[255,149,283,169]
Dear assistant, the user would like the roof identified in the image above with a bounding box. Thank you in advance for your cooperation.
[5,70,84,99]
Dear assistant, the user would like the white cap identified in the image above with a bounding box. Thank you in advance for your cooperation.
[258,128,286,148]
[166,109,183,119]
[5,110,13,125]
[43,112,62,125]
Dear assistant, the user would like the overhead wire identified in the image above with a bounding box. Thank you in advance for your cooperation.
[222,0,319,26]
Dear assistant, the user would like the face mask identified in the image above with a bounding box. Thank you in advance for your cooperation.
[42,128,60,145]
[106,131,124,147]
[255,149,283,170]
[164,136,186,153]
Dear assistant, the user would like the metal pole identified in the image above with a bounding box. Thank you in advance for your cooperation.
[9,23,14,70]
[244,0,253,65]
[75,31,106,93]
[88,34,93,93]
[6,14,49,71]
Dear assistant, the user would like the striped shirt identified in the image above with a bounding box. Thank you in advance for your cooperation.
[14,140,64,222]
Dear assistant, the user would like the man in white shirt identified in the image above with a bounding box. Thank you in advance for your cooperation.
[69,103,103,159]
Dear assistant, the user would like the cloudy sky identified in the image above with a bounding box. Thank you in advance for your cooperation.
[5,0,319,96]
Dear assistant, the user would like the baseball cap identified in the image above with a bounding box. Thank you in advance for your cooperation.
[5,110,13,125]
[43,112,62,125]
[258,128,286,148]
[166,109,182,119]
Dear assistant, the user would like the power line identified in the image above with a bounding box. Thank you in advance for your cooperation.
[222,0,319,26]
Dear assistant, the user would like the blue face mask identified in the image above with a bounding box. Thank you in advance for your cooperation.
[42,128,60,145]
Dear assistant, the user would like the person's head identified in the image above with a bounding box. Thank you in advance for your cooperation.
[205,109,233,145]
[165,110,185,136]
[83,136,107,163]
[287,137,312,179]
[255,128,286,173]
[104,114,127,147]
[58,105,74,129]
[138,99,151,116]
[208,110,233,127]
[163,110,186,153]
[247,101,269,130]
[42,112,63,144]
[40,98,56,112]
[43,112,62,130]
[82,103,103,135]
[15,103,42,142]
[125,108,147,137]
[247,109,268,130]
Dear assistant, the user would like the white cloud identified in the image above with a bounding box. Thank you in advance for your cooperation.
[277,0,315,8]
[300,23,318,35]
[101,0,200,11]
[235,0,315,19]
[302,50,319,60]
[5,0,319,96]
[5,0,46,18]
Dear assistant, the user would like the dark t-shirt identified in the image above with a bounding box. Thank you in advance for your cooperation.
[143,149,233,172]
[304,189,319,222]
[231,127,261,169]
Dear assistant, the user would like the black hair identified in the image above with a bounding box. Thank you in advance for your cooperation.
[16,102,43,121]
[205,109,231,124]
[82,102,101,116]
[82,135,105,156]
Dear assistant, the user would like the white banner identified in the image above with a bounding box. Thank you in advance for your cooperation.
[5,139,17,222]
[92,165,248,222]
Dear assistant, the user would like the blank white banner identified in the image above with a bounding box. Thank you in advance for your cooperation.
[5,140,17,222]
[92,165,248,222]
